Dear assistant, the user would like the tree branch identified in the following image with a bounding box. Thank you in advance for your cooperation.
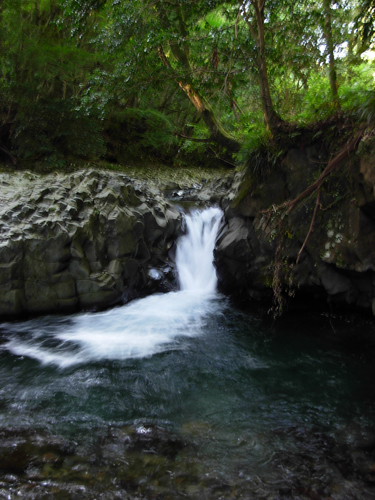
[175,133,211,143]
[0,143,17,165]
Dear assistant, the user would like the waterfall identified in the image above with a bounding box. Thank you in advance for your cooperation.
[176,206,223,292]
[3,207,224,366]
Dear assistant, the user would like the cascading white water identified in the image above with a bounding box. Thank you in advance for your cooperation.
[3,207,224,367]
[176,206,223,292]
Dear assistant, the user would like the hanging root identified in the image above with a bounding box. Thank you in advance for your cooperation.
[261,126,365,217]
[296,188,321,264]
[260,125,366,262]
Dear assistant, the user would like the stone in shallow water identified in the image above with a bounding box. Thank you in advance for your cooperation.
[148,268,162,280]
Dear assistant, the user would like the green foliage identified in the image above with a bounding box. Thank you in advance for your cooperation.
[104,108,176,161]
[352,90,375,124]
[14,98,105,163]
[0,0,107,166]
[179,141,207,157]
[354,0,375,48]
[1,0,375,168]
[339,64,375,123]
[236,128,282,181]
[294,71,334,122]
[282,63,375,124]
[173,122,219,167]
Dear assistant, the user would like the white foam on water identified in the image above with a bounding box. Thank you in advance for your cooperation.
[3,207,224,368]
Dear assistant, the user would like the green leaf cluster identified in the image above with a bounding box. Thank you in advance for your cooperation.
[15,98,105,162]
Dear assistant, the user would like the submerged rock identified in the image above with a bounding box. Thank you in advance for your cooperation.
[0,169,182,317]
[1,423,374,500]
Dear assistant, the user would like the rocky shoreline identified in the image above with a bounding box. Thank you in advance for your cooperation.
[0,167,240,318]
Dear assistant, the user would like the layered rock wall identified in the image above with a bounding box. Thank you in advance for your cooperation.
[0,170,181,317]
[3,135,375,319]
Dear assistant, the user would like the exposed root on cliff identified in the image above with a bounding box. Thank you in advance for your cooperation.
[268,230,296,319]
[296,188,321,264]
[261,125,366,262]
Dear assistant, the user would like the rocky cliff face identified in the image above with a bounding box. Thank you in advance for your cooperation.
[215,135,375,316]
[3,134,375,320]
[0,170,181,317]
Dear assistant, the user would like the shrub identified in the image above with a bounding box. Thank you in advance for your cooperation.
[104,108,176,161]
[236,128,282,181]
[14,98,105,165]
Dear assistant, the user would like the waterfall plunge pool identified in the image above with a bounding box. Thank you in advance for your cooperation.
[0,208,374,500]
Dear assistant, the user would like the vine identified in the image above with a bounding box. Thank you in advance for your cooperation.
[262,215,296,318]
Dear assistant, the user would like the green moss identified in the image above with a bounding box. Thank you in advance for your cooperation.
[232,175,255,207]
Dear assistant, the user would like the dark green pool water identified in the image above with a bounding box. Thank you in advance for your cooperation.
[0,296,375,499]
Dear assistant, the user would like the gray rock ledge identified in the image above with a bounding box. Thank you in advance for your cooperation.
[0,169,182,317]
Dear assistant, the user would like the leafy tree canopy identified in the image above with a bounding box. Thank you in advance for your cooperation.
[0,0,374,167]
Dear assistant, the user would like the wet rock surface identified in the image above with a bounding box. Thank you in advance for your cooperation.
[0,170,183,317]
[0,165,242,318]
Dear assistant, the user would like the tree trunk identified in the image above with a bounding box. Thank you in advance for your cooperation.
[255,2,279,130]
[242,1,284,133]
[179,82,241,151]
[323,0,340,109]
[157,7,241,152]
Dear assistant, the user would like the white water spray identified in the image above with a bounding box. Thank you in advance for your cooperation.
[3,207,224,367]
